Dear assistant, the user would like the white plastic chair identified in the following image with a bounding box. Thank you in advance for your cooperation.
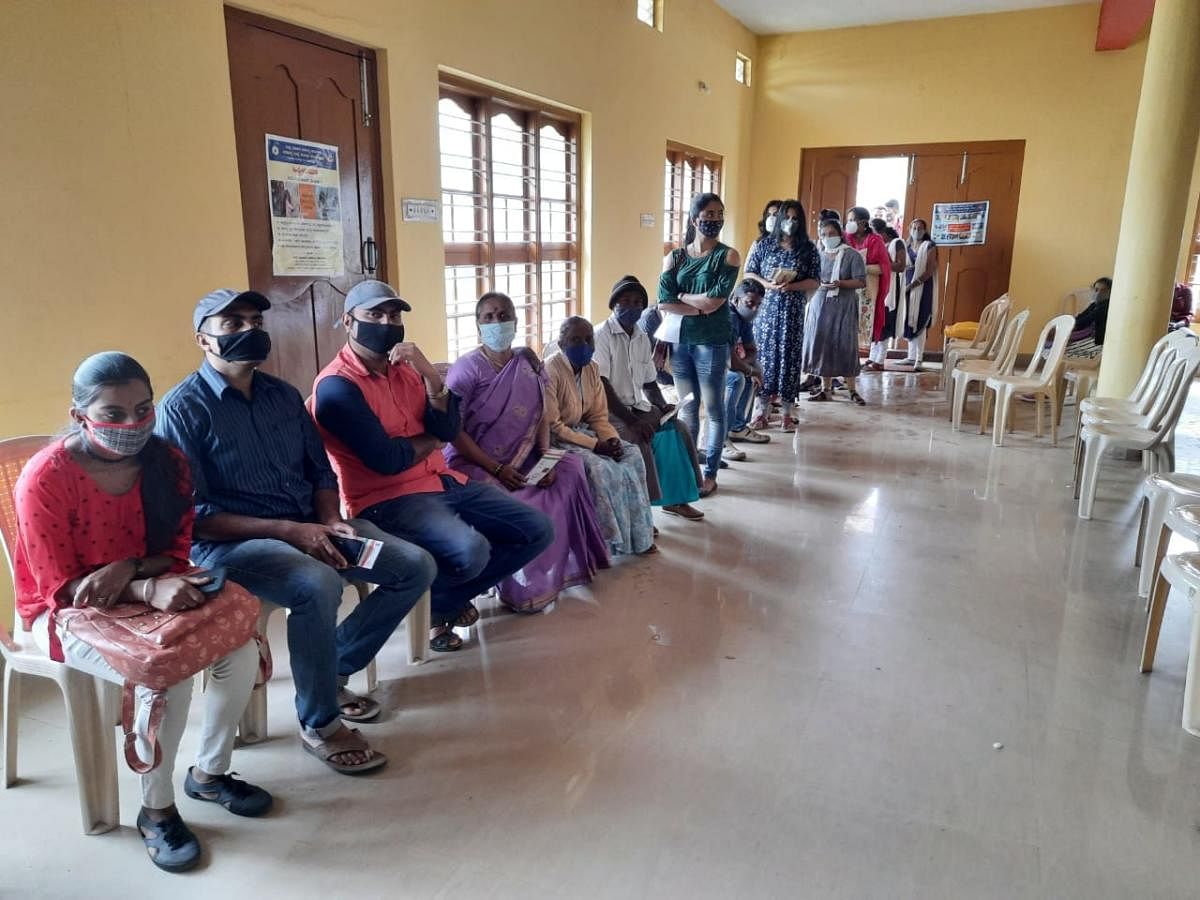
[1075,346,1200,519]
[950,309,1029,432]
[1141,543,1200,736]
[941,294,1011,395]
[0,435,121,834]
[982,314,1077,447]
[1073,330,1194,468]
[1136,473,1200,598]
[237,585,431,744]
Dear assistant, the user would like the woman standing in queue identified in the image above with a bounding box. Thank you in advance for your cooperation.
[866,217,908,370]
[658,192,741,498]
[744,199,820,433]
[845,206,892,374]
[803,219,869,405]
[897,218,939,369]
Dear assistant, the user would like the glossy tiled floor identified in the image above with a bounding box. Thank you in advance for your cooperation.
[8,371,1200,898]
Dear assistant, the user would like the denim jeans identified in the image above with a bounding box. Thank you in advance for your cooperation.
[725,370,755,434]
[360,477,555,626]
[671,341,731,479]
[195,518,436,732]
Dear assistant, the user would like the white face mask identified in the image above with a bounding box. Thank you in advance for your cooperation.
[844,220,859,235]
[822,236,841,250]
[781,219,797,236]
[764,214,778,232]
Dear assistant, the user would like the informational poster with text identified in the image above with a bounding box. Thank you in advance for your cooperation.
[931,201,990,246]
[265,134,344,276]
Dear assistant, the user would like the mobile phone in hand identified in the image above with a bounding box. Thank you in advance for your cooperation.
[197,566,227,595]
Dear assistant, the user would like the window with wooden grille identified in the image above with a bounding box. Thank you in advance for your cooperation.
[438,81,581,360]
[662,142,723,254]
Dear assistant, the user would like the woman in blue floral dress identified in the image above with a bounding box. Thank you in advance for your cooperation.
[744,200,820,432]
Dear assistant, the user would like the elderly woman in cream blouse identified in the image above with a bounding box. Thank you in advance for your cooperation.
[545,317,655,555]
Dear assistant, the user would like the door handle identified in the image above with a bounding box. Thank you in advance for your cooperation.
[362,237,377,274]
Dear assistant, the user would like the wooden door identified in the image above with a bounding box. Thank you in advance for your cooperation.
[904,153,967,348]
[224,9,387,390]
[798,149,858,236]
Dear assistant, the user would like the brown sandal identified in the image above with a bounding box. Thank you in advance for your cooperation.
[336,687,381,723]
[300,726,387,775]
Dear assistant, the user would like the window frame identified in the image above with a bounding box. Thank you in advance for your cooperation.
[735,52,752,87]
[636,0,663,31]
[663,141,723,254]
[438,76,582,359]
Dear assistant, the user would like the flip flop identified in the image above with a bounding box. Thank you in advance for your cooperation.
[808,390,829,402]
[849,391,867,406]
[337,686,381,723]
[300,726,387,775]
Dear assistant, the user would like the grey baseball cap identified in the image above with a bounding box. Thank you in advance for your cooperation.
[345,279,412,314]
[193,288,271,332]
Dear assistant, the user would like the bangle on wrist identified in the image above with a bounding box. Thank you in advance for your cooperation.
[491,461,504,476]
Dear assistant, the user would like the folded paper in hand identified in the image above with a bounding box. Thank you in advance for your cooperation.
[654,311,683,344]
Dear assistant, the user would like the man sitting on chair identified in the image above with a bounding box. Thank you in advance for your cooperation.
[310,280,555,652]
[157,288,436,777]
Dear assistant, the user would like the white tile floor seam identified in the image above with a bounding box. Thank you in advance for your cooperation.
[6,371,1200,898]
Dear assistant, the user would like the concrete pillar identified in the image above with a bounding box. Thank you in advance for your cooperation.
[1097,0,1200,396]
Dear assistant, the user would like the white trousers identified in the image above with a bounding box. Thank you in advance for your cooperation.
[907,331,927,363]
[868,341,888,365]
[33,612,258,809]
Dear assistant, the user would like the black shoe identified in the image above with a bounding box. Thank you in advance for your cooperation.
[798,375,821,392]
[184,767,273,817]
[719,459,729,469]
[137,808,201,873]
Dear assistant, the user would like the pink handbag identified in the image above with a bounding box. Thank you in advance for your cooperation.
[52,576,260,774]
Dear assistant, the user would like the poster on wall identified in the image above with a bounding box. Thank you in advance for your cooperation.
[931,200,990,246]
[265,134,344,276]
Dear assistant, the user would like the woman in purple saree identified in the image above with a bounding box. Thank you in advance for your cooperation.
[444,292,610,612]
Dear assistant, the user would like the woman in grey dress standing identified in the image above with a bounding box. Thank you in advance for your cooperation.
[802,218,868,406]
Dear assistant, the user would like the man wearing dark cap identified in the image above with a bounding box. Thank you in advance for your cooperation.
[594,275,704,521]
[311,280,554,652]
[157,288,437,776]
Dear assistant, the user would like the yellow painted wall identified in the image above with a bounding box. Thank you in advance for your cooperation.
[0,0,757,621]
[746,3,1151,343]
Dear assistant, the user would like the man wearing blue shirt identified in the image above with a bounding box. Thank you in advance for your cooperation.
[157,288,436,776]
[725,280,769,461]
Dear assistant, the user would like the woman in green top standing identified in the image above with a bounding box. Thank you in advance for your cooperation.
[657,192,742,498]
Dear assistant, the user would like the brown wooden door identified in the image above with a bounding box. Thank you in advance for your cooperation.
[904,153,967,349]
[798,149,858,236]
[224,9,387,390]
[905,149,1023,345]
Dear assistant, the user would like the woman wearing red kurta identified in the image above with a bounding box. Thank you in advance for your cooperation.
[13,352,269,873]
[845,206,892,372]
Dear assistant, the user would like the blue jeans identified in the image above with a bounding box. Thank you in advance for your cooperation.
[195,518,437,732]
[671,342,731,480]
[360,477,555,626]
[725,370,755,434]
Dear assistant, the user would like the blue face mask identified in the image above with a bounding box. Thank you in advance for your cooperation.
[480,320,516,352]
[563,343,594,369]
[615,306,642,328]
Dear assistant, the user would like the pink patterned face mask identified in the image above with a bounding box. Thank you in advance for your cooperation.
[84,411,155,457]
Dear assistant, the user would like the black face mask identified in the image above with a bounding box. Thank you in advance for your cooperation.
[208,328,272,363]
[353,319,405,355]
